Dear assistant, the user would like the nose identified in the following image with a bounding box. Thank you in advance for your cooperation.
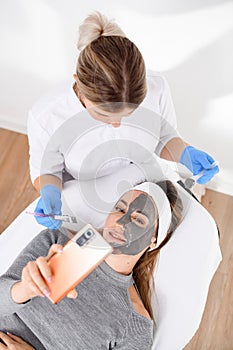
[112,123,120,128]
[114,223,125,235]
[115,219,124,228]
[116,213,129,227]
[111,117,122,128]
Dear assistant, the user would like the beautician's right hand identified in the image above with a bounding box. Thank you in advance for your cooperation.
[34,184,62,229]
[11,244,78,304]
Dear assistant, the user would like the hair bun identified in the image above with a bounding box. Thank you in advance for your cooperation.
[77,11,125,51]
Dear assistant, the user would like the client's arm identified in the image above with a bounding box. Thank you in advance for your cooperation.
[0,229,68,317]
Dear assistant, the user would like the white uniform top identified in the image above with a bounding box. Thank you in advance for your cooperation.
[28,70,179,183]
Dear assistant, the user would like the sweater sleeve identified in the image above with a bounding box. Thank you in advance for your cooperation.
[0,229,69,317]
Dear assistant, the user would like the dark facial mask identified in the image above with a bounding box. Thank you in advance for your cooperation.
[110,193,156,255]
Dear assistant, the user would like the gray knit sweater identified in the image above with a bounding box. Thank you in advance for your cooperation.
[0,229,153,350]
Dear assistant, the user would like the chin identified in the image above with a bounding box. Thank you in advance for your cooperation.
[111,248,121,255]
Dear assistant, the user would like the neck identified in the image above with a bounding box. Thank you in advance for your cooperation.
[105,250,145,275]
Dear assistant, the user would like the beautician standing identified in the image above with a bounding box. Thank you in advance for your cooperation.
[28,12,219,229]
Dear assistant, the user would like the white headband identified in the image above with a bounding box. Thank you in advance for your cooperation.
[132,182,172,249]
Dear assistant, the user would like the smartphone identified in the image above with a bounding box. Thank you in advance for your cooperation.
[46,224,113,304]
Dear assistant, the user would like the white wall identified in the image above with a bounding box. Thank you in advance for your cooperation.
[0,0,233,195]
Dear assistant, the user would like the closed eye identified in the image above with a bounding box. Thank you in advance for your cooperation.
[135,218,144,225]
[114,205,125,213]
[131,213,149,227]
[113,199,128,214]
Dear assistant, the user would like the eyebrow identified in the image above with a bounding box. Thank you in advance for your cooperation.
[117,200,149,220]
[94,110,109,117]
[117,199,128,207]
[94,110,133,117]
[134,210,149,220]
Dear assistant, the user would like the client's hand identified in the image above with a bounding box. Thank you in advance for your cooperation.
[11,244,78,304]
[0,332,34,350]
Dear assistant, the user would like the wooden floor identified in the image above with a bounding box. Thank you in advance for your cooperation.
[0,128,232,349]
[184,190,233,350]
[0,129,38,232]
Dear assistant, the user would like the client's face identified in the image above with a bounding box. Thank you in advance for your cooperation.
[103,190,157,255]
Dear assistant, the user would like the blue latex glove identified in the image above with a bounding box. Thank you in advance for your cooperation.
[34,185,62,229]
[180,146,219,184]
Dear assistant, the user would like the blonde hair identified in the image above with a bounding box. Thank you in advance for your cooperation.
[133,180,183,321]
[75,12,147,112]
[78,12,125,51]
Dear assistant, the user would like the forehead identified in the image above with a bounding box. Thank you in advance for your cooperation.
[118,190,155,210]
[94,105,134,117]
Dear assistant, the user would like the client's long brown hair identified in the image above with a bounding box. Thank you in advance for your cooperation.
[133,180,183,321]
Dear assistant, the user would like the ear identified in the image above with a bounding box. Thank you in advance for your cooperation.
[73,77,83,101]
[149,236,157,251]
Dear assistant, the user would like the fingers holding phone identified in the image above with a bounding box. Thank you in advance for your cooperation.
[22,260,50,298]
[36,243,64,285]
[45,244,63,260]
[11,244,77,304]
[22,244,63,298]
[0,331,35,349]
[44,244,77,299]
[66,289,78,299]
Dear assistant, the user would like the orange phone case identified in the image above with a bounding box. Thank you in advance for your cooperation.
[46,224,112,304]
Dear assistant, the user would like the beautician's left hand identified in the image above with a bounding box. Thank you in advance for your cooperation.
[180,146,219,184]
[0,332,35,350]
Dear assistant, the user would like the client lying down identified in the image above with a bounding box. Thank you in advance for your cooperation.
[0,180,182,350]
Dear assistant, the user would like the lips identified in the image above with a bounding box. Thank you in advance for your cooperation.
[107,229,126,243]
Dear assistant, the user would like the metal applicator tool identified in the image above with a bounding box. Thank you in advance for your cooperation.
[26,212,78,223]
